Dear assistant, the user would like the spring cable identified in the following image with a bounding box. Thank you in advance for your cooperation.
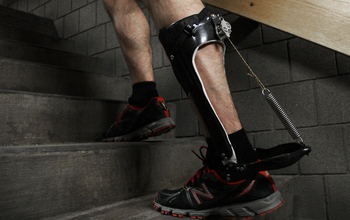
[226,37,304,144]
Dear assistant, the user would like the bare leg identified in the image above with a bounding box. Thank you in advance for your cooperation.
[104,0,154,84]
[195,44,243,134]
[142,0,242,135]
[102,0,177,142]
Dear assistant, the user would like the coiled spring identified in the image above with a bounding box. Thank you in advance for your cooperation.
[263,89,304,144]
[225,27,304,145]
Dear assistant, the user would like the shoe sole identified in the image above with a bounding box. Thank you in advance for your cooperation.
[153,191,283,219]
[102,117,176,142]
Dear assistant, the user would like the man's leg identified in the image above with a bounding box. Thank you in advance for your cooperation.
[143,0,241,133]
[142,1,241,135]
[143,0,250,163]
[102,0,175,142]
[104,0,153,84]
[142,1,283,218]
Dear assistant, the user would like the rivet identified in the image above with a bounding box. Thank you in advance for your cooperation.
[170,55,174,60]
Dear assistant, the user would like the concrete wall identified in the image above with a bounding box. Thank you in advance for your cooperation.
[4,1,350,219]
[0,0,16,6]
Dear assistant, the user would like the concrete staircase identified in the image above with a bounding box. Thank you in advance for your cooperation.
[42,175,294,220]
[0,5,130,146]
[0,6,293,220]
[0,139,293,220]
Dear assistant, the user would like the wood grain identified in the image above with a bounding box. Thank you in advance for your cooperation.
[203,0,350,56]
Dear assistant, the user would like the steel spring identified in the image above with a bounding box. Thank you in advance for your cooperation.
[264,90,303,144]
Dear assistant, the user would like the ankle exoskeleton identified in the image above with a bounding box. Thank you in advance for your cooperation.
[159,8,311,181]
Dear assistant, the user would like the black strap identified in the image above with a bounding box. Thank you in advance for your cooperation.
[174,8,210,50]
[198,8,210,21]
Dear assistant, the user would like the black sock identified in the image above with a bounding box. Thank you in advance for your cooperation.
[128,81,159,108]
[228,128,257,164]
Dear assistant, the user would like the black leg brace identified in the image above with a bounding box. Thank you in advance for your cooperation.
[159,8,311,181]
[159,8,236,163]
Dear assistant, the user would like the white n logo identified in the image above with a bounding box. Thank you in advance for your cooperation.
[191,183,214,205]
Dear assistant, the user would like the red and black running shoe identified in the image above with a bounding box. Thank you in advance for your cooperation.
[101,97,176,142]
[153,146,283,219]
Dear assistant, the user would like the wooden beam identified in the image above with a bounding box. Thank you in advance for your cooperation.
[203,0,350,56]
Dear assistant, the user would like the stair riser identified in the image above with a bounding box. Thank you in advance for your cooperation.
[0,40,113,74]
[0,92,126,146]
[0,59,131,100]
[0,9,57,36]
[0,5,53,27]
[0,23,75,52]
[0,139,205,220]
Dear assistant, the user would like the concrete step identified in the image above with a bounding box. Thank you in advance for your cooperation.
[0,57,130,100]
[0,39,114,74]
[0,138,206,220]
[0,22,75,52]
[0,4,57,36]
[0,90,127,146]
[42,176,293,220]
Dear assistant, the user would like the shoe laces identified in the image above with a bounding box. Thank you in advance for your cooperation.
[113,107,128,128]
[186,146,211,186]
[114,104,140,128]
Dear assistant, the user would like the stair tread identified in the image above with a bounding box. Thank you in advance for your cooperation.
[0,139,183,153]
[0,57,130,100]
[0,90,127,146]
[44,176,293,220]
[0,39,113,74]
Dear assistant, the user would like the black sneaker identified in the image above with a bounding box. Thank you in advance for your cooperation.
[153,146,283,219]
[101,97,176,142]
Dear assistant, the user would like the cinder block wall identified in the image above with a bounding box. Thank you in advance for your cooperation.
[3,1,350,219]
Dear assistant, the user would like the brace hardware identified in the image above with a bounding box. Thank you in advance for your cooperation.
[221,13,312,181]
[226,26,307,146]
[223,143,311,182]
[212,14,232,40]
